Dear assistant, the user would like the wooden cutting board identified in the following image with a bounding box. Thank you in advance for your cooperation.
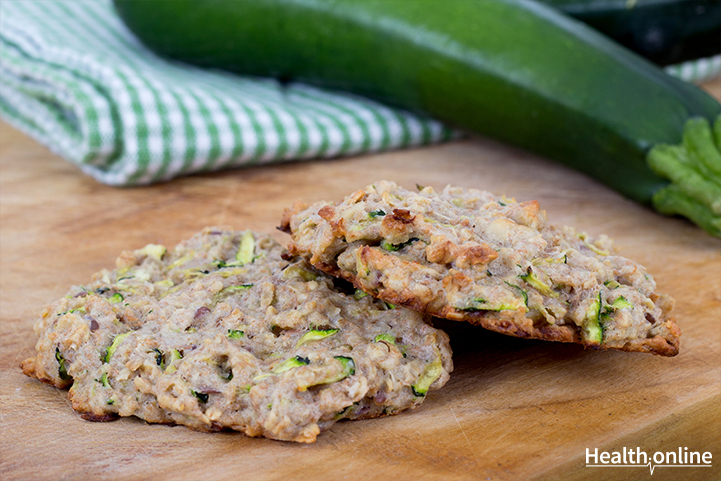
[1,80,720,481]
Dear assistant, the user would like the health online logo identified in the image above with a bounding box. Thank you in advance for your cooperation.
[586,447,713,475]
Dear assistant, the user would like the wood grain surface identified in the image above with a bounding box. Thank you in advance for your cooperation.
[1,80,720,481]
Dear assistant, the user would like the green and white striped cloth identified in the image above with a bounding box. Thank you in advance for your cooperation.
[0,0,455,186]
[665,55,721,84]
[1,1,718,186]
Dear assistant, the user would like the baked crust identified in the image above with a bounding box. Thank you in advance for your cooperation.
[282,181,680,357]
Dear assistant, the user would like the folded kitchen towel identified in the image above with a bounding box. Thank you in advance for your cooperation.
[1,1,718,187]
[665,55,721,84]
[0,0,455,186]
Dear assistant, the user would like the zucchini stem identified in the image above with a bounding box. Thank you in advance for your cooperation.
[648,115,721,237]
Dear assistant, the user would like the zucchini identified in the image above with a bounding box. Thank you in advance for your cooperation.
[609,295,632,309]
[235,231,255,265]
[296,328,339,346]
[374,333,396,344]
[191,390,209,403]
[55,347,71,381]
[104,332,130,362]
[272,355,311,374]
[139,244,166,261]
[165,348,183,373]
[541,0,721,66]
[297,356,355,391]
[152,347,164,367]
[411,355,444,397]
[582,292,604,344]
[215,231,256,268]
[353,288,369,300]
[108,292,124,304]
[327,356,355,383]
[519,268,559,297]
[114,0,721,236]
[381,238,418,252]
[227,329,245,340]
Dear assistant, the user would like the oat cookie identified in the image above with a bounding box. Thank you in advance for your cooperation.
[281,181,680,356]
[22,227,452,443]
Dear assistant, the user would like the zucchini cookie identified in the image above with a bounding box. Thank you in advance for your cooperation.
[281,181,681,356]
[21,227,452,443]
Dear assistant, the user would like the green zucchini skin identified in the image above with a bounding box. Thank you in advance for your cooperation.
[542,0,721,65]
[114,0,721,208]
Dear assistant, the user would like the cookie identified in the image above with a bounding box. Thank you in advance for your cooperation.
[281,181,680,356]
[21,227,452,442]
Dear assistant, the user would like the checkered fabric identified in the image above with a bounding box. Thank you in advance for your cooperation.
[1,1,717,186]
[0,0,455,185]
